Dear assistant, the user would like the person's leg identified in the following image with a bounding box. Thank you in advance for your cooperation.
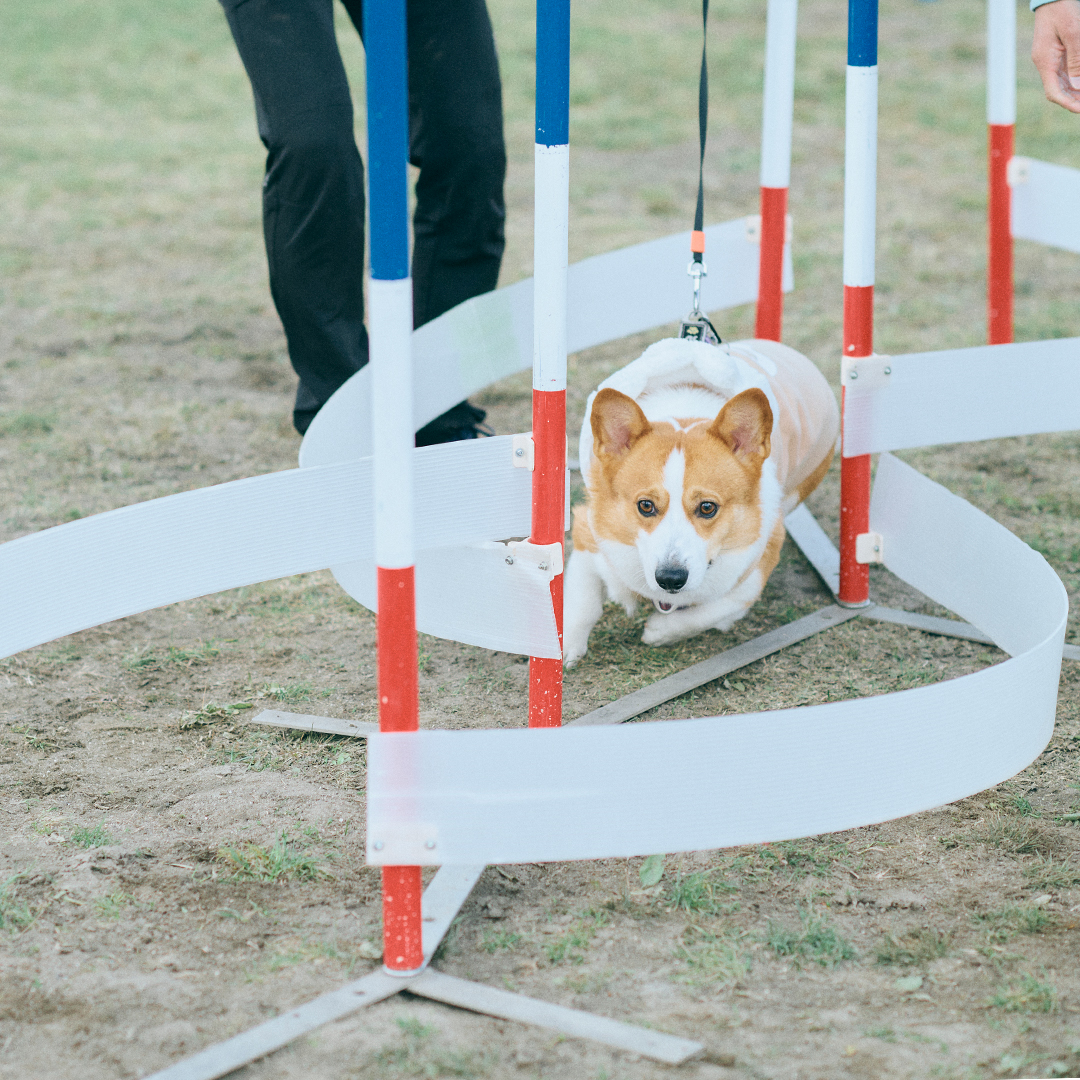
[220,0,368,434]
[402,0,507,329]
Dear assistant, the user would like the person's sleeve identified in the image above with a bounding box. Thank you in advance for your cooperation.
[1033,0,1059,11]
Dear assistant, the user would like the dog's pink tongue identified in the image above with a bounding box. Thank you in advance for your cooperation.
[657,600,673,612]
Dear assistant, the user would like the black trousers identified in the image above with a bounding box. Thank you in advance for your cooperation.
[220,0,507,432]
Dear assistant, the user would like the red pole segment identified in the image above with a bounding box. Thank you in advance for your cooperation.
[755,186,788,341]
[988,124,1014,345]
[529,388,565,728]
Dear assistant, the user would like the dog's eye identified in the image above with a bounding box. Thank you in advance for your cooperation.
[637,499,657,517]
[697,501,718,519]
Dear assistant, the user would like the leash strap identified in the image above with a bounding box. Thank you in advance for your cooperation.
[691,0,708,262]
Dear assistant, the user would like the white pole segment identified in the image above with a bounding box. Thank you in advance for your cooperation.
[987,0,1017,126]
[842,64,878,289]
[371,276,415,570]
[760,0,798,189]
[533,143,570,393]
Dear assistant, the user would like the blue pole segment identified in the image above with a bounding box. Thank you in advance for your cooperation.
[364,0,410,281]
[536,0,570,146]
[847,0,878,67]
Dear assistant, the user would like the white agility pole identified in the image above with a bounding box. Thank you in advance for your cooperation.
[755,0,797,340]
[987,0,1016,344]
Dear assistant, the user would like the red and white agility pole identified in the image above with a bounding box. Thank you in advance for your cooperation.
[755,0,797,341]
[987,0,1016,345]
[838,0,877,607]
[529,0,571,728]
[365,0,423,974]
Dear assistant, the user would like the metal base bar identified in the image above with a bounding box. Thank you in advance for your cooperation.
[861,604,994,644]
[568,604,861,726]
[251,709,378,738]
[144,969,404,1080]
[407,969,702,1064]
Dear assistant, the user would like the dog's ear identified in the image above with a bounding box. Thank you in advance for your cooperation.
[591,388,652,458]
[709,388,773,463]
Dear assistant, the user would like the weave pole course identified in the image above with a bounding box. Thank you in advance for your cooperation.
[5,1,1080,1076]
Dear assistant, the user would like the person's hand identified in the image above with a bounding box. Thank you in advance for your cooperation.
[1032,0,1080,113]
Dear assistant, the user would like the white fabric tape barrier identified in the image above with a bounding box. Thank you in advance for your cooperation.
[0,435,561,661]
[842,337,1080,457]
[299,216,792,468]
[365,454,1066,865]
[1011,156,1080,255]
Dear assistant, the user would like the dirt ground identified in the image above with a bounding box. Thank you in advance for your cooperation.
[2,0,1080,1078]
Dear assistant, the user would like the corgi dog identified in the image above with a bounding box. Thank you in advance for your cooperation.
[563,336,839,666]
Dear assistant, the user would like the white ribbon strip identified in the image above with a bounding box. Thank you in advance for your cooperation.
[1011,157,1080,254]
[842,337,1080,457]
[365,454,1066,865]
[299,216,792,468]
[0,436,550,661]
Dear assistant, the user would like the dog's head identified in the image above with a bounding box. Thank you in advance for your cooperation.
[588,386,774,600]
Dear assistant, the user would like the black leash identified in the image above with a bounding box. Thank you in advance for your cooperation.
[680,0,722,345]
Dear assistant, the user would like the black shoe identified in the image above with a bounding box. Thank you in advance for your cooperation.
[414,400,494,446]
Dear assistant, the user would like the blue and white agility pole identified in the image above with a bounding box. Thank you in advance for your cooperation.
[362,0,424,974]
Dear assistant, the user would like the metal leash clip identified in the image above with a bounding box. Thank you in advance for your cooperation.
[679,259,722,345]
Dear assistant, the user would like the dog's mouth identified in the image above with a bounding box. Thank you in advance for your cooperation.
[654,599,693,613]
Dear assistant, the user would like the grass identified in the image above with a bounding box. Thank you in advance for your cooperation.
[0,877,38,932]
[875,927,951,967]
[665,868,739,916]
[988,973,1058,1014]
[976,815,1051,856]
[970,904,1053,943]
[674,923,751,989]
[216,831,327,883]
[70,823,112,848]
[94,890,138,918]
[543,909,609,965]
[179,700,253,729]
[480,929,522,954]
[372,1017,494,1078]
[1024,855,1080,891]
[765,907,856,968]
[261,681,313,704]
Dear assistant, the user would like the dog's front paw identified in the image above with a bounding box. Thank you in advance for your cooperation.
[641,612,691,647]
[562,630,590,668]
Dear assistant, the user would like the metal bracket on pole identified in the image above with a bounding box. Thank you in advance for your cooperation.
[854,531,884,564]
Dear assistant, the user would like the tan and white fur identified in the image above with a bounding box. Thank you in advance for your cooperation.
[563,337,839,666]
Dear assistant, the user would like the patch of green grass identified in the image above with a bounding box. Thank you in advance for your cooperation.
[480,929,522,954]
[178,700,253,730]
[674,923,750,989]
[971,904,1052,943]
[94,890,138,918]
[544,909,609,965]
[1024,855,1080,891]
[876,927,951,967]
[261,681,312,704]
[761,839,853,879]
[261,940,348,974]
[665,868,739,917]
[0,877,38,932]
[766,908,856,968]
[217,831,327,883]
[988,973,1058,1013]
[71,823,112,848]
[373,1016,494,1077]
[976,815,1049,856]
[125,640,224,671]
[0,411,55,437]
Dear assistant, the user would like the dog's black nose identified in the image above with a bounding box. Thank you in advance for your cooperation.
[655,563,689,592]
